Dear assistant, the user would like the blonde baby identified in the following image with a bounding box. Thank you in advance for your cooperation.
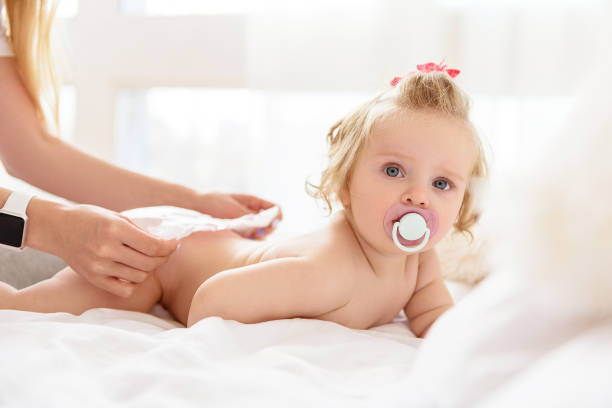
[1,63,487,337]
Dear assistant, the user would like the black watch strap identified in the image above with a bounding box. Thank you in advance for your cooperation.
[0,191,34,250]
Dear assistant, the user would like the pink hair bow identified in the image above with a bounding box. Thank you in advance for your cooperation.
[390,60,461,86]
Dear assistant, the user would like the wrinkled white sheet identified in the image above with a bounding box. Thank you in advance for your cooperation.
[0,282,467,406]
[0,306,419,407]
[4,270,610,407]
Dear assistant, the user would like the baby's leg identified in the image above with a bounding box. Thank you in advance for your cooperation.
[1,266,162,315]
[0,281,17,309]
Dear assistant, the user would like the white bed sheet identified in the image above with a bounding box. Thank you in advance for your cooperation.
[0,282,471,407]
[4,272,610,407]
[0,308,418,407]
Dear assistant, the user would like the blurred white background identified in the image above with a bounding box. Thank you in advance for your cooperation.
[1,0,610,238]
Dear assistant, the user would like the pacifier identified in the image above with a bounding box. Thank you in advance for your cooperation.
[392,212,430,253]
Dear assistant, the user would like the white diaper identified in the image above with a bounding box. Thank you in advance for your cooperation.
[121,206,280,240]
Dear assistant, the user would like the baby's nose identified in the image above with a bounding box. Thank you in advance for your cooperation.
[401,189,429,208]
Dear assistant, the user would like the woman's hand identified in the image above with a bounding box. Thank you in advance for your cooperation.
[193,192,282,239]
[25,199,178,297]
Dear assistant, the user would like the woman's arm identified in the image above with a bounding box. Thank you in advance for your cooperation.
[0,57,280,223]
[0,57,196,212]
[1,186,177,297]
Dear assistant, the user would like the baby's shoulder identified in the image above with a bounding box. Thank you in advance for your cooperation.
[305,227,362,282]
[307,215,354,254]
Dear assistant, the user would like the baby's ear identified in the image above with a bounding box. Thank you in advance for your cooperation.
[338,186,351,208]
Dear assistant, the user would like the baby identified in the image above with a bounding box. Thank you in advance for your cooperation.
[1,65,487,337]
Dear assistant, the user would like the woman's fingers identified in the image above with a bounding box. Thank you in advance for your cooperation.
[253,224,276,240]
[232,194,276,212]
[255,214,282,239]
[119,217,178,257]
[85,260,150,297]
[108,261,150,284]
[114,243,170,273]
[227,199,251,216]
[91,274,137,298]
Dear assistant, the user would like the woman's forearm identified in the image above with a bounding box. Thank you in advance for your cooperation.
[18,135,198,212]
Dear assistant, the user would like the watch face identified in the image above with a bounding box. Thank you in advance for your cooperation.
[0,213,25,248]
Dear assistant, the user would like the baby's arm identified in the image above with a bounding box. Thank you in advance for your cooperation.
[403,249,454,338]
[187,257,353,327]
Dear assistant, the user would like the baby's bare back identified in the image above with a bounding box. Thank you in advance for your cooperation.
[156,214,419,328]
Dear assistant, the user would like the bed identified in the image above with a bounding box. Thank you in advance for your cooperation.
[2,268,610,407]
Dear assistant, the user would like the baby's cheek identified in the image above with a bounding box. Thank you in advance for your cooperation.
[436,213,456,238]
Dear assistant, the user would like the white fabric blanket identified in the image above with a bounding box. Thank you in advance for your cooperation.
[372,272,612,407]
[3,274,611,407]
[3,276,609,407]
[0,305,421,407]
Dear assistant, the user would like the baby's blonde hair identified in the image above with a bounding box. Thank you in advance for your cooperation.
[307,71,488,239]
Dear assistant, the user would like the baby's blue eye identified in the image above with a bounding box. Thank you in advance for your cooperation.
[385,166,403,178]
[433,179,451,190]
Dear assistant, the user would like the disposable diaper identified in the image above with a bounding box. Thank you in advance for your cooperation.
[122,206,280,240]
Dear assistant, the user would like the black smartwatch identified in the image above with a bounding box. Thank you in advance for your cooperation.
[0,191,34,251]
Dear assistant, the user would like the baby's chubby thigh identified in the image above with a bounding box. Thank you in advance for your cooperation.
[154,229,246,324]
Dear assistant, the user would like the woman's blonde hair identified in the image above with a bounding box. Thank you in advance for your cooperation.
[3,0,59,134]
[307,71,488,239]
